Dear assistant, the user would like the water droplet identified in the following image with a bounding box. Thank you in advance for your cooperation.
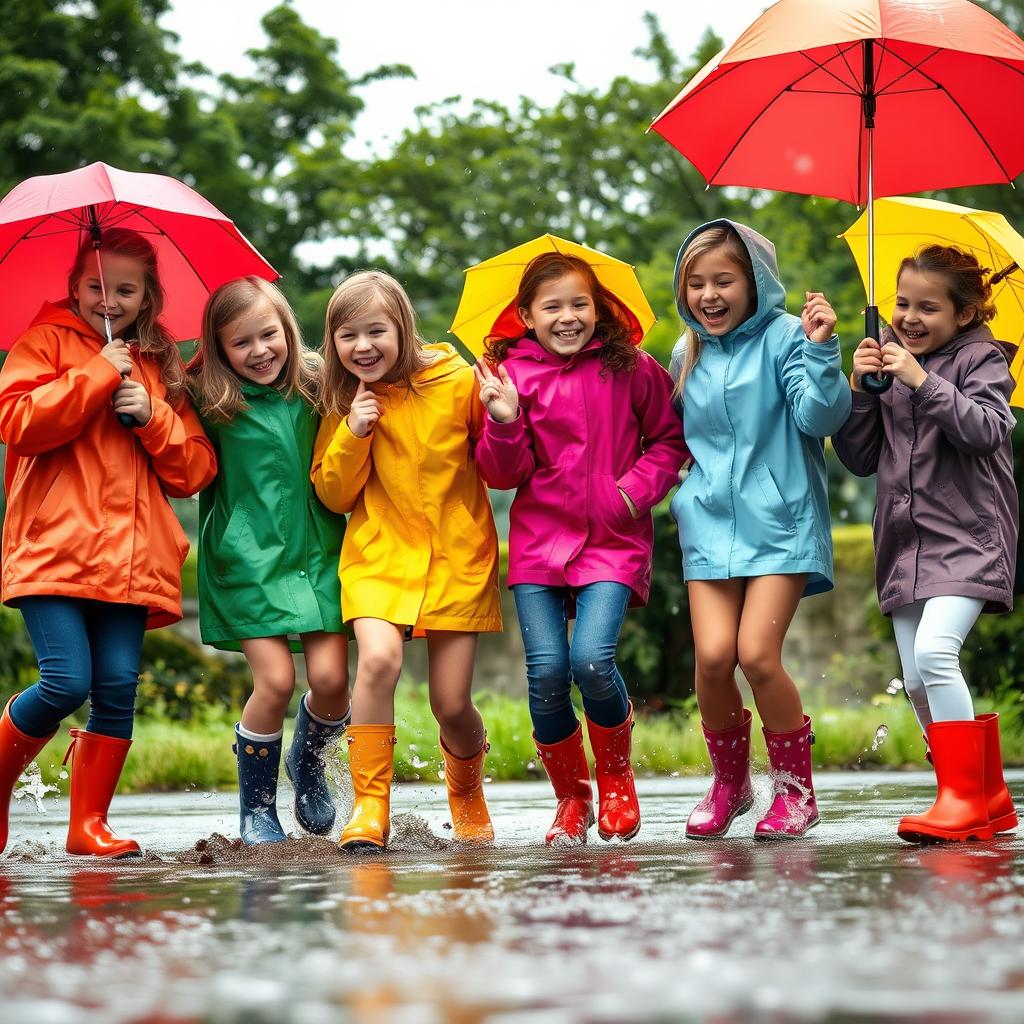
[870,724,889,751]
[885,678,904,695]
[526,760,537,771]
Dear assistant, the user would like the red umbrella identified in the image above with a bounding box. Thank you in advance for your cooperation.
[0,161,277,350]
[650,0,1024,392]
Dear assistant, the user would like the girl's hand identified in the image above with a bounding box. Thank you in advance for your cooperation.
[347,381,382,438]
[801,291,838,344]
[618,487,640,519]
[882,342,928,390]
[474,360,519,423]
[112,378,152,426]
[851,337,883,391]
[100,338,134,376]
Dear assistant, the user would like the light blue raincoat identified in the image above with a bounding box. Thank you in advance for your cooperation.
[668,220,851,597]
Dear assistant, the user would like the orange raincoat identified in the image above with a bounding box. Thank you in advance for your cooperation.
[0,303,217,628]
[311,344,502,632]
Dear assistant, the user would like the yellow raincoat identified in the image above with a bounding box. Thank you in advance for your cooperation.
[311,344,502,632]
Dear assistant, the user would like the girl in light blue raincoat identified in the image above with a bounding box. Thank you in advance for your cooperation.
[669,220,850,841]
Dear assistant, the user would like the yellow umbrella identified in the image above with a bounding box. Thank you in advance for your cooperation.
[450,233,656,357]
[842,196,1024,408]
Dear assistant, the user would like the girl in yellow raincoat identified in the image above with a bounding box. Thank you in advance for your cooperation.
[312,271,502,852]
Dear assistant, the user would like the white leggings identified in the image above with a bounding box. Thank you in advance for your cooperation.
[891,596,984,727]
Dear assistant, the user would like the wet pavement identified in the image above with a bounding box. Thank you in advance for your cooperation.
[2,771,1023,1024]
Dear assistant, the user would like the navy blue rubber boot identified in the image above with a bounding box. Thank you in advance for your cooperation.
[234,725,287,845]
[284,694,349,835]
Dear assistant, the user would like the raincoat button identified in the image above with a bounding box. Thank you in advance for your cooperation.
[298,570,306,577]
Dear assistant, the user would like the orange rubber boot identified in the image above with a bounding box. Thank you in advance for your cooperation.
[339,725,396,853]
[64,729,141,858]
[535,725,595,847]
[586,704,640,842]
[441,735,495,844]
[0,696,56,854]
[977,713,1017,834]
[898,719,992,844]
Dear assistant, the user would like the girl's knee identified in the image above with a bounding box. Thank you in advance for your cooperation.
[357,648,402,690]
[37,672,92,715]
[915,644,960,685]
[252,668,296,713]
[696,647,739,686]
[307,667,350,704]
[429,692,475,732]
[569,652,619,700]
[737,647,782,687]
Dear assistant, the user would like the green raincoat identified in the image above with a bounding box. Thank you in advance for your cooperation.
[197,384,345,651]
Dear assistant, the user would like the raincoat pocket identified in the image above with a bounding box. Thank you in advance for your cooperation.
[445,500,490,577]
[596,475,632,533]
[213,504,249,578]
[25,467,71,548]
[940,480,994,547]
[753,463,797,535]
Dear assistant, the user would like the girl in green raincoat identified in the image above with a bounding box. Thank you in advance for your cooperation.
[189,277,349,846]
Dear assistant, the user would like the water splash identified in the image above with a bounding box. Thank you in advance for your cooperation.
[12,762,59,813]
[885,679,904,695]
[870,725,889,751]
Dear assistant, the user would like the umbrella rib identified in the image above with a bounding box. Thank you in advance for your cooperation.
[132,210,210,294]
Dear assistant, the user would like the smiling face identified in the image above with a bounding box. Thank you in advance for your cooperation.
[71,251,149,340]
[520,271,597,357]
[333,307,400,383]
[219,298,290,384]
[685,247,755,336]
[893,266,975,356]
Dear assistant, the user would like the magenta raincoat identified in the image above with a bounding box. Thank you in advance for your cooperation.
[475,337,688,606]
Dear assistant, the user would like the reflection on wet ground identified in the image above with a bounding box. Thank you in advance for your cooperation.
[2,773,1023,1023]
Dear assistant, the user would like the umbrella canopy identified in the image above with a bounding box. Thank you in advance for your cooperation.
[450,234,656,357]
[650,0,1024,204]
[0,162,277,349]
[842,196,1024,407]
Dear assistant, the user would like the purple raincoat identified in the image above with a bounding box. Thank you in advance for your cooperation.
[833,325,1018,615]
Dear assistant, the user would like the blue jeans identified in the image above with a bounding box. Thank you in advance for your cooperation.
[512,582,631,745]
[10,597,148,739]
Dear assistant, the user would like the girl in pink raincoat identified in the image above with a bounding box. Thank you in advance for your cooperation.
[475,251,687,847]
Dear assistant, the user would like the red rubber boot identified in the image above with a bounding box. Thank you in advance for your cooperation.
[0,696,56,854]
[977,713,1017,835]
[898,719,992,844]
[586,703,640,842]
[535,725,595,847]
[64,730,141,858]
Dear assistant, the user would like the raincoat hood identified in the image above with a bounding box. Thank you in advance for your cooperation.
[412,342,466,383]
[29,301,104,342]
[673,219,787,346]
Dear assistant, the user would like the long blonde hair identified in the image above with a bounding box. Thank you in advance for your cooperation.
[188,276,322,421]
[673,225,755,397]
[68,228,187,407]
[320,271,429,420]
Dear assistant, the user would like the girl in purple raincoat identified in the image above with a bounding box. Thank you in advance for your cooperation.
[475,252,687,848]
[834,244,1018,845]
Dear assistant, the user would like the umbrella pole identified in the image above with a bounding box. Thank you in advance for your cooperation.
[861,40,892,395]
[89,206,136,427]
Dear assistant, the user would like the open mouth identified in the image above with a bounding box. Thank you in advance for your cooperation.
[249,358,276,374]
[353,354,383,370]
[701,305,729,326]
[901,329,927,341]
[553,327,584,342]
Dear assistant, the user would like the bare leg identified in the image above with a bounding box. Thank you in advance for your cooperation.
[240,637,296,734]
[351,619,404,725]
[300,632,351,721]
[736,574,807,733]
[688,580,745,731]
[426,631,484,758]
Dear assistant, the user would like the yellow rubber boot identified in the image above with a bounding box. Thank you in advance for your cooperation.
[339,725,396,853]
[441,735,495,844]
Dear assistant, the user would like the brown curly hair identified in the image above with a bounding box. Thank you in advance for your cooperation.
[897,245,997,330]
[483,252,638,374]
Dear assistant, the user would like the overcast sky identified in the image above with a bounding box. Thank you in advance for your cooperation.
[160,1,771,154]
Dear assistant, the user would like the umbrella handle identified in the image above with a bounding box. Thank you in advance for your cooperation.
[860,305,892,395]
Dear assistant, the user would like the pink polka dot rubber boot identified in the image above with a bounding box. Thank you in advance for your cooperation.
[686,708,754,839]
[755,715,820,840]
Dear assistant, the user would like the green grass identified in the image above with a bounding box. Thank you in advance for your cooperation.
[21,682,1024,794]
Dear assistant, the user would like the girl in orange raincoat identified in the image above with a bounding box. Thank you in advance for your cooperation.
[311,271,502,853]
[0,228,216,859]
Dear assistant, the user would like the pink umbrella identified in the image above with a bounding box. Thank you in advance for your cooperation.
[0,161,277,350]
[650,0,1024,393]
